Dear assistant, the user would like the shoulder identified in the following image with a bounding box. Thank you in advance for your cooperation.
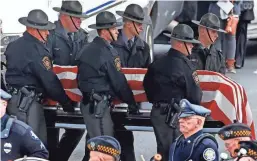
[11,119,31,136]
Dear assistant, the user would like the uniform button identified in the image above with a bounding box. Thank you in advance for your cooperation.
[5,134,7,136]
[187,140,191,143]
[70,53,72,56]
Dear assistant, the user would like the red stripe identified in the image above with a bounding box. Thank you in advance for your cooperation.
[121,68,147,74]
[53,66,78,74]
[201,101,232,125]
[60,79,78,89]
[200,82,236,107]
[128,81,145,90]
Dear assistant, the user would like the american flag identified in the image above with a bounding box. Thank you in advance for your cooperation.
[45,65,256,139]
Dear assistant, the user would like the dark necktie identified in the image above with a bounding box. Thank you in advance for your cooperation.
[128,39,133,49]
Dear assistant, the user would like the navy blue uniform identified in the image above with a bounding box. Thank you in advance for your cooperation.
[46,21,87,161]
[5,32,70,105]
[5,32,72,144]
[1,114,49,161]
[191,44,226,74]
[143,48,203,161]
[78,36,135,104]
[47,21,88,65]
[111,29,151,161]
[112,29,151,68]
[169,130,219,161]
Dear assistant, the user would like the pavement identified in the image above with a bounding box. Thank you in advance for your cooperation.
[68,41,257,161]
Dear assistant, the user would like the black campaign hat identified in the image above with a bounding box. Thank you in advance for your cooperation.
[192,13,226,33]
[165,24,201,44]
[116,4,150,24]
[53,1,88,18]
[88,11,122,29]
[18,9,55,30]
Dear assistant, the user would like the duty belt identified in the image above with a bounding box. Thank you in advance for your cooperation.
[7,86,44,103]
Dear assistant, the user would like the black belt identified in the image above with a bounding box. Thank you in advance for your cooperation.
[153,102,171,108]
[82,92,111,104]
[7,86,44,103]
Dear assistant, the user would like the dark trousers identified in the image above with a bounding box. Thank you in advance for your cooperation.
[47,128,84,161]
[45,110,84,161]
[235,20,249,68]
[151,107,181,161]
[115,126,136,161]
[7,95,47,145]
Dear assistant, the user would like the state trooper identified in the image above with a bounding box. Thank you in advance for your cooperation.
[5,9,74,145]
[112,4,151,68]
[112,4,151,161]
[143,24,203,161]
[169,99,219,161]
[87,136,121,161]
[46,1,88,160]
[1,89,49,160]
[191,13,226,74]
[77,11,139,160]
[218,123,252,160]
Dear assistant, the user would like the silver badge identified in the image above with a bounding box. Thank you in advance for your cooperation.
[203,148,216,161]
[90,142,96,150]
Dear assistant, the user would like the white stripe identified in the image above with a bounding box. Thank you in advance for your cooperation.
[125,74,145,81]
[201,90,236,123]
[65,88,82,96]
[199,75,239,111]
[245,102,253,126]
[53,65,77,68]
[56,72,77,80]
[132,90,145,95]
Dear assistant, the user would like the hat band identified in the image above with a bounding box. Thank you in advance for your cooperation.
[123,12,144,21]
[172,33,194,40]
[27,19,48,26]
[61,7,82,15]
[200,22,220,30]
[96,22,116,27]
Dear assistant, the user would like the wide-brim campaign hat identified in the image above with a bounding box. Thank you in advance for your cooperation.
[192,13,226,33]
[165,24,201,44]
[18,9,56,30]
[88,11,123,29]
[53,1,88,18]
[116,4,150,24]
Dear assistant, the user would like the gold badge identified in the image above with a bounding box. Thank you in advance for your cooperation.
[42,56,52,70]
[192,71,200,85]
[114,57,121,71]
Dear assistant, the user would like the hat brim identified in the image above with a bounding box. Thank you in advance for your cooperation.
[179,113,195,118]
[18,17,56,30]
[88,22,123,29]
[164,33,201,44]
[116,11,150,25]
[53,7,88,19]
[192,20,226,33]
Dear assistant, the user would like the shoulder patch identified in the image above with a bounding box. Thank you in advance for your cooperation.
[203,148,216,161]
[114,57,121,71]
[30,130,39,140]
[192,71,200,85]
[42,56,52,70]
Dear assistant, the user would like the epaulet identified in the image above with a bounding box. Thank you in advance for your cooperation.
[195,133,218,148]
[11,118,30,135]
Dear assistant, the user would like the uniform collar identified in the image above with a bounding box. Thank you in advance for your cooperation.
[122,29,134,44]
[168,48,190,60]
[23,31,46,45]
[54,20,71,40]
[183,130,203,144]
[94,36,113,49]
[1,114,9,131]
